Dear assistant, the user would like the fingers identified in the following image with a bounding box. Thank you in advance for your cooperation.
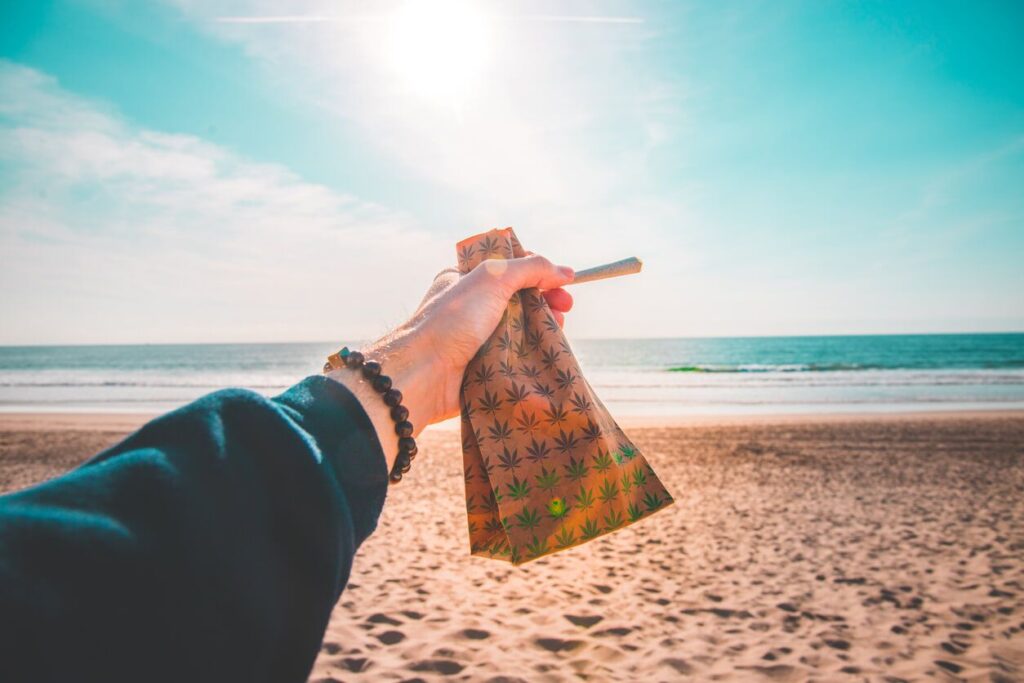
[545,288,571,327]
[542,287,573,313]
[487,254,574,295]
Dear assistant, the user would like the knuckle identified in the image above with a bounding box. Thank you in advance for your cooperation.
[477,258,511,281]
[527,254,553,270]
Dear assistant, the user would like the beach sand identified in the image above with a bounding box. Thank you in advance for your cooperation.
[2,412,1022,681]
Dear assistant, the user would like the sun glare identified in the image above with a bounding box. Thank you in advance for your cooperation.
[387,0,491,102]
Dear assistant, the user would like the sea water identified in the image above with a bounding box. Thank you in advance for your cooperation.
[0,334,1022,415]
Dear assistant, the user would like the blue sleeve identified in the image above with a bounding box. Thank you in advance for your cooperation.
[0,375,389,683]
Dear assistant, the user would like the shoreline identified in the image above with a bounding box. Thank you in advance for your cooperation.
[2,407,1023,433]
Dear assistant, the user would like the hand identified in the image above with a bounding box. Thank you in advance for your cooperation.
[327,255,574,471]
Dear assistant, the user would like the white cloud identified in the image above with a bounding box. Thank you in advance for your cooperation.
[0,60,450,344]
[154,1,704,339]
[168,0,687,217]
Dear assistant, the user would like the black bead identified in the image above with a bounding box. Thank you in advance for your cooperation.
[372,374,392,393]
[346,350,364,368]
[395,420,414,437]
[390,405,409,422]
[395,451,411,469]
[389,470,403,484]
[400,462,411,474]
[383,388,403,407]
[399,437,417,457]
[361,361,381,378]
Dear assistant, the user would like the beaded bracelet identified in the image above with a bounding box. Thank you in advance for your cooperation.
[323,347,417,484]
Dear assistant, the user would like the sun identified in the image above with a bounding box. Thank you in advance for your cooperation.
[387,0,491,102]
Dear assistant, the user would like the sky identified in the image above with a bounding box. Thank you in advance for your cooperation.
[1,0,1022,345]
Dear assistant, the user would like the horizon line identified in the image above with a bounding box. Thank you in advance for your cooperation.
[1,330,1022,349]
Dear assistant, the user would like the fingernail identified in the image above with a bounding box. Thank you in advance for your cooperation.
[558,266,574,279]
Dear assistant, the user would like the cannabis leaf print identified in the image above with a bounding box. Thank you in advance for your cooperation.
[512,339,531,359]
[497,447,522,472]
[598,477,620,503]
[573,486,596,511]
[593,449,614,472]
[579,518,601,541]
[542,312,561,333]
[540,346,561,370]
[554,428,580,455]
[532,381,556,400]
[498,360,518,379]
[457,227,673,565]
[544,401,570,427]
[526,535,549,558]
[479,234,501,257]
[505,381,530,407]
[515,411,541,435]
[535,465,561,491]
[643,491,667,512]
[506,475,531,501]
[515,507,542,530]
[478,389,503,416]
[555,369,577,394]
[564,454,589,482]
[487,419,513,444]
[524,327,544,351]
[603,509,625,532]
[554,525,576,548]
[457,243,475,269]
[569,391,592,414]
[525,437,551,463]
[519,363,541,380]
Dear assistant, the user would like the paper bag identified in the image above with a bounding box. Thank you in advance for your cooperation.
[458,227,674,565]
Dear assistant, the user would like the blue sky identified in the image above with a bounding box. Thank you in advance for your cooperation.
[1,0,1022,344]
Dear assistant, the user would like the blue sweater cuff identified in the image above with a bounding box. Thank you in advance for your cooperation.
[273,376,389,547]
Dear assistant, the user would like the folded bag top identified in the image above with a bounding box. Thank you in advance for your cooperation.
[457,227,674,565]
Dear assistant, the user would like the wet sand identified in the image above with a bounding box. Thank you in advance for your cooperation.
[2,412,1022,681]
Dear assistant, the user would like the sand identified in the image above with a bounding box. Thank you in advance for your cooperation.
[2,412,1023,681]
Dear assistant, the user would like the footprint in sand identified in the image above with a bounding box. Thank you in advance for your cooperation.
[376,630,406,645]
[534,637,585,653]
[737,664,800,682]
[458,628,491,640]
[564,614,604,628]
[593,626,633,637]
[659,658,693,675]
[409,659,465,675]
[336,657,371,673]
[823,638,851,651]
[366,612,402,626]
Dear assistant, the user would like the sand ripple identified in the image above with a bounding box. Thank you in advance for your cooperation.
[1,414,1021,680]
[310,417,1024,681]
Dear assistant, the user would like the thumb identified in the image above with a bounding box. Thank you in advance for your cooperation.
[495,254,574,294]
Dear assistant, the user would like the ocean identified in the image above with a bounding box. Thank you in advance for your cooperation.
[1,333,1022,415]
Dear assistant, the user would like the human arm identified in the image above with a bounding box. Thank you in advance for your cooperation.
[0,254,574,683]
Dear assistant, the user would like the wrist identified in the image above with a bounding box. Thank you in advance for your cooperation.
[325,329,440,473]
